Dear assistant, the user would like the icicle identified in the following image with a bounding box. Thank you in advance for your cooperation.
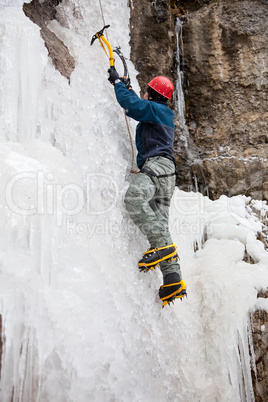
[175,18,190,149]
[236,320,255,402]
[194,174,199,192]
[175,18,185,121]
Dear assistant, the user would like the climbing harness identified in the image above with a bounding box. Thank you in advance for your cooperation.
[138,156,177,206]
[140,167,176,179]
[139,155,177,179]
[139,166,176,206]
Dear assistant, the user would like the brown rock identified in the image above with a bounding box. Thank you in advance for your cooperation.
[0,314,2,378]
[180,0,268,200]
[251,292,268,402]
[23,0,75,82]
[129,0,177,97]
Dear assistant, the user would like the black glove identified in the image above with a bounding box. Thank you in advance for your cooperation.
[108,67,132,89]
[108,67,120,85]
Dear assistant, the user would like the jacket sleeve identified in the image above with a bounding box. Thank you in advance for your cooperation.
[114,82,157,123]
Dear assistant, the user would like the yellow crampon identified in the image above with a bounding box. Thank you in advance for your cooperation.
[139,265,156,273]
[138,243,178,271]
[143,243,177,256]
[90,25,115,67]
[160,280,187,307]
[139,254,179,273]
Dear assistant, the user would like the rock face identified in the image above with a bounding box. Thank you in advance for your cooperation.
[0,315,2,378]
[130,0,268,201]
[23,0,75,82]
[129,0,178,95]
[181,0,268,201]
[251,291,268,402]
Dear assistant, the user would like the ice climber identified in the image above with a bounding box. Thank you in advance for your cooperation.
[108,67,186,306]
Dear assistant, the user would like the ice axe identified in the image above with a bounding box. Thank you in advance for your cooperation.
[91,25,115,67]
[113,46,130,86]
[91,25,136,172]
[91,25,131,87]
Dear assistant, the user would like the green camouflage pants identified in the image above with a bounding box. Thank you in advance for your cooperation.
[124,156,182,278]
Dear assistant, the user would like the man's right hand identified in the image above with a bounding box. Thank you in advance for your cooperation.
[108,68,132,89]
[108,67,120,85]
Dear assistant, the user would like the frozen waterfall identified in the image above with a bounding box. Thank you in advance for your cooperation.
[0,1,267,401]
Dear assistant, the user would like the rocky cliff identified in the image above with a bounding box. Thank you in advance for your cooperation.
[0,315,2,378]
[130,0,268,202]
[251,292,268,402]
[16,1,268,400]
[23,0,75,81]
[180,0,268,201]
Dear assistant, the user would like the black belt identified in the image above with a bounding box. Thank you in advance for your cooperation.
[139,167,174,206]
[161,154,176,164]
[140,167,176,179]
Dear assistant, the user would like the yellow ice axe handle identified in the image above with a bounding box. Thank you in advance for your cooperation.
[98,35,114,67]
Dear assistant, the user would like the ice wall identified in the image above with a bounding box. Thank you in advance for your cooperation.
[0,1,267,401]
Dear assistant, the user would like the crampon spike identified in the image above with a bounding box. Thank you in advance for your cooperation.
[139,264,159,273]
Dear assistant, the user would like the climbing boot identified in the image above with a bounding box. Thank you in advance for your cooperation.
[159,272,187,307]
[138,243,178,273]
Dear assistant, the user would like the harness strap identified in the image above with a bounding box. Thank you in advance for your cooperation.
[139,167,175,206]
[140,167,176,179]
[152,196,170,206]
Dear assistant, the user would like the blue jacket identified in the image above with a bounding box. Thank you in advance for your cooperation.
[114,82,175,168]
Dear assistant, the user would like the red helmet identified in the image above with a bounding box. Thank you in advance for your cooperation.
[148,76,174,100]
